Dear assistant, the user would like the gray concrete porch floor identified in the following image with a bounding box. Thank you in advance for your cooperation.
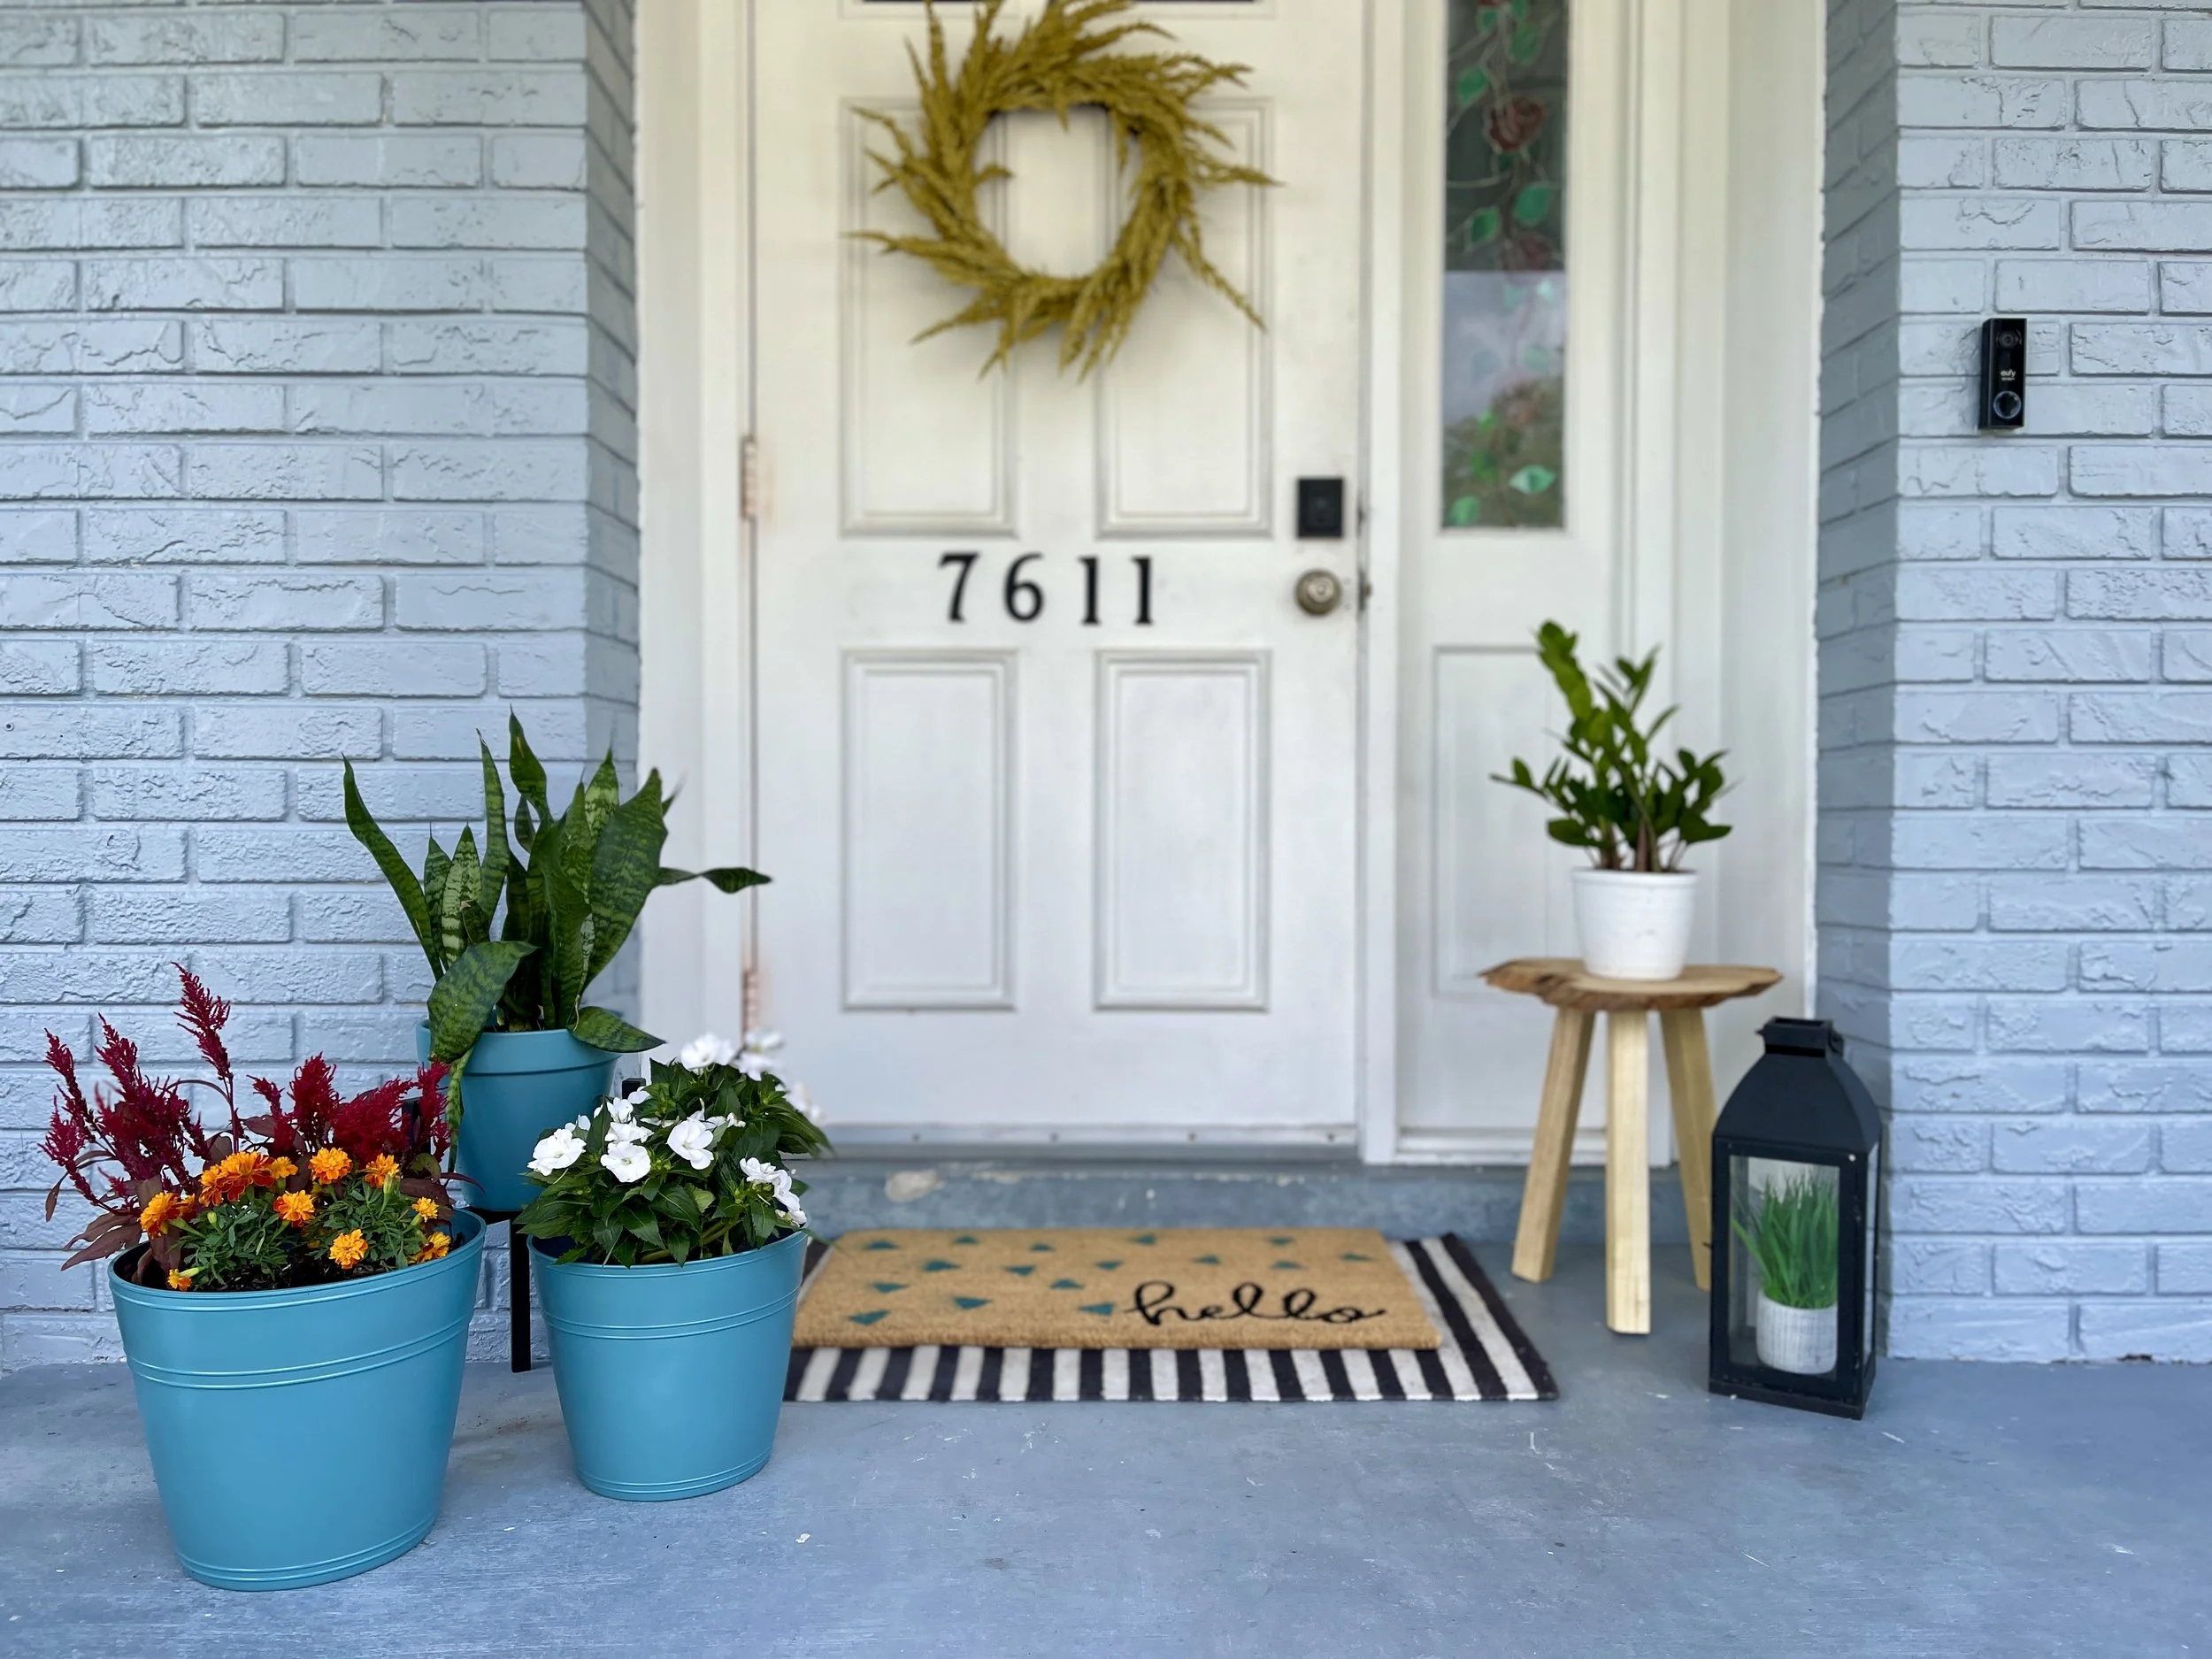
[2,1244,2205,1659]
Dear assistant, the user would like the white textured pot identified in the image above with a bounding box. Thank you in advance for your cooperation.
[1755,1292,1839,1376]
[1571,868,1700,980]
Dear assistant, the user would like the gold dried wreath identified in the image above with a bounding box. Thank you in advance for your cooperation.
[858,0,1274,378]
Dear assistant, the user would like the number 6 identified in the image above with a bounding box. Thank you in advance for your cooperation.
[1004,552,1044,622]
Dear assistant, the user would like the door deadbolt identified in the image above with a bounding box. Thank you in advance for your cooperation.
[1294,569,1344,616]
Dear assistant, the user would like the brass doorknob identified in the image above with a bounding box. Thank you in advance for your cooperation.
[1294,569,1343,616]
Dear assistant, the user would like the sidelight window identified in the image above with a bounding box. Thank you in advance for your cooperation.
[1441,0,1568,530]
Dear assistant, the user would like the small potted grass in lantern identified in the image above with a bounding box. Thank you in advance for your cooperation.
[1733,1172,1840,1376]
[41,970,482,1591]
[518,1035,827,1502]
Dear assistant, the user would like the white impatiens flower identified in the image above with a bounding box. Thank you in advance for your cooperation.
[664,1112,716,1171]
[528,1125,587,1178]
[740,1155,806,1226]
[679,1033,737,1070]
[600,1140,651,1183]
[735,1029,782,1081]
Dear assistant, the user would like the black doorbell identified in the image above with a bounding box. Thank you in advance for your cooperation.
[1296,476,1346,540]
[1978,318,2025,430]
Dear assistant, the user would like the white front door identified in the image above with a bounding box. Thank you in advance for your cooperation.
[749,1,1368,1143]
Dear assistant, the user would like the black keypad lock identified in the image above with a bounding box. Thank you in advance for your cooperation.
[1296,477,1346,540]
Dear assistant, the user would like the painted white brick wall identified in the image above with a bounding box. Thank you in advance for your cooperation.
[1823,0,2212,1361]
[0,0,638,1368]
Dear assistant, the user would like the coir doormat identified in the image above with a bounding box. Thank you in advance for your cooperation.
[785,1232,1556,1403]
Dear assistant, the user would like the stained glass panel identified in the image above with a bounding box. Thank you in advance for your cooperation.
[1442,0,1568,530]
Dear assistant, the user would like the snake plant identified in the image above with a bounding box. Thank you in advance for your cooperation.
[344,714,765,1064]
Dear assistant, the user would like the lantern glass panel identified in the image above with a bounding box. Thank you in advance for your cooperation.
[1725,1155,1843,1380]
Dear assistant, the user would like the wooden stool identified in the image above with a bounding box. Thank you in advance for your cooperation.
[1482,958,1782,1335]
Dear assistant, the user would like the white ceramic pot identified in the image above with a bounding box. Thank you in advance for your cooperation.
[1755,1292,1839,1376]
[1571,868,1700,980]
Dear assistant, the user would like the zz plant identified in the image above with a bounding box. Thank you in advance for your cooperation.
[344,715,764,1066]
[1494,620,1731,873]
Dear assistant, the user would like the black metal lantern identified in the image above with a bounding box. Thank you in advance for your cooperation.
[1708,1017,1881,1419]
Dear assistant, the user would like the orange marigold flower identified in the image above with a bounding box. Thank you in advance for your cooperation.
[166,1269,196,1292]
[273,1190,316,1228]
[412,1231,452,1263]
[197,1149,276,1203]
[328,1229,369,1271]
[140,1191,181,1235]
[309,1148,351,1186]
[412,1196,440,1222]
[365,1154,400,1187]
[266,1156,297,1181]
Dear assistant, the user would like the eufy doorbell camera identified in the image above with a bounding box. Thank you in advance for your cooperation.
[1979,318,2025,431]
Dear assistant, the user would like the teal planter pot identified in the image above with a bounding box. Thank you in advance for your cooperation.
[534,1228,807,1502]
[108,1211,486,1592]
[418,1025,617,1213]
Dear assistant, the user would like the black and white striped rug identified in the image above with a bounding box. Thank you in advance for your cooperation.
[783,1234,1556,1403]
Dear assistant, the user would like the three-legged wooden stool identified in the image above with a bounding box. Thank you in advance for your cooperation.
[1482,958,1782,1334]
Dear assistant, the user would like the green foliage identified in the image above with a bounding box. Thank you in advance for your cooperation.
[169,1192,293,1292]
[344,714,769,1064]
[1493,621,1732,872]
[1732,1173,1840,1311]
[516,1058,832,1269]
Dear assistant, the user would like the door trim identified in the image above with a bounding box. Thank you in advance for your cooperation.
[638,0,756,1055]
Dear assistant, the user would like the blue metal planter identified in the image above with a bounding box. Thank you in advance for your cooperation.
[533,1228,807,1502]
[108,1210,486,1592]
[418,1025,617,1213]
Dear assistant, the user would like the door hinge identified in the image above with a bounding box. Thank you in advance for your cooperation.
[741,965,761,1034]
[740,434,760,523]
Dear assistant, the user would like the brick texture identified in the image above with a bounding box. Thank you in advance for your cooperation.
[0,0,638,1369]
[1823,0,2212,1361]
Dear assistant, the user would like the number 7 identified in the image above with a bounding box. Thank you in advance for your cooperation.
[939,551,979,623]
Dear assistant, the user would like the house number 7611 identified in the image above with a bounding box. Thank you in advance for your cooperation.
[938,552,1155,627]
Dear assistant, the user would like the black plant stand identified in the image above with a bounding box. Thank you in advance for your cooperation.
[469,1208,534,1373]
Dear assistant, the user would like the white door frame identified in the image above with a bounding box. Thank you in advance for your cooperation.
[637,0,1819,1164]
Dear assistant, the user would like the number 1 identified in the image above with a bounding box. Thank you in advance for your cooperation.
[940,551,978,623]
[1080,556,1100,626]
[1133,556,1154,626]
